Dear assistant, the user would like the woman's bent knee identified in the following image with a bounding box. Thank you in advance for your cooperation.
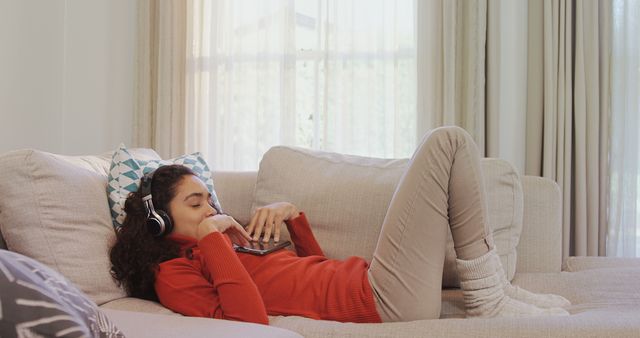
[429,125,471,141]
[414,126,473,158]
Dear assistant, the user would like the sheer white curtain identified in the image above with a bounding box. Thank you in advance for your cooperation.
[608,0,640,257]
[187,0,416,170]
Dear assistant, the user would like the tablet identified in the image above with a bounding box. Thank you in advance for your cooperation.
[233,238,292,256]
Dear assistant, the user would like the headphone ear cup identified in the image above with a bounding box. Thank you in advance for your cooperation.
[146,216,164,237]
[155,209,173,235]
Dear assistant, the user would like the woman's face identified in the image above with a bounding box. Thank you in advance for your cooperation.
[167,175,218,239]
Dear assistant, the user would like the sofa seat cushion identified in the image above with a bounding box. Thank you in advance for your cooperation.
[101,308,303,338]
[441,264,640,317]
[252,146,523,287]
[100,297,181,316]
[99,268,640,337]
[269,267,640,337]
[513,268,640,314]
[269,308,640,338]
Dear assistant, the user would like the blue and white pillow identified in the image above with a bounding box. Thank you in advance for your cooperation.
[106,144,222,229]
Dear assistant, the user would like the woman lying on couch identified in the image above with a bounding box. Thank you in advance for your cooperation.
[109,126,570,324]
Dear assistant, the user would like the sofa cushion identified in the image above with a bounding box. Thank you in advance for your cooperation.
[0,148,157,305]
[100,297,180,316]
[107,144,222,229]
[0,249,124,338]
[270,306,640,338]
[101,308,303,338]
[270,268,640,338]
[252,146,523,286]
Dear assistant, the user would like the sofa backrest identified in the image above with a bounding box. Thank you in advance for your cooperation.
[214,162,563,275]
[0,147,563,308]
[250,146,528,286]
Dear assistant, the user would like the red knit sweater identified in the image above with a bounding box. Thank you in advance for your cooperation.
[155,212,382,325]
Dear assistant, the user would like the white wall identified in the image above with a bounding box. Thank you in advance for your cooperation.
[0,0,136,155]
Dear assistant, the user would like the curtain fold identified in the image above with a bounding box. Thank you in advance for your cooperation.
[573,0,611,256]
[416,0,487,154]
[525,0,572,258]
[416,0,529,169]
[598,1,612,257]
[134,0,188,158]
[526,0,611,258]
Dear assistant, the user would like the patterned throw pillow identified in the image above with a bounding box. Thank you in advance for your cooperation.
[106,144,222,229]
[0,249,125,338]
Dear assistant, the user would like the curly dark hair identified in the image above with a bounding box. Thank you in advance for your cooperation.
[109,164,196,301]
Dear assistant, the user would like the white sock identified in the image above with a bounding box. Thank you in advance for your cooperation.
[456,248,570,318]
[492,254,571,309]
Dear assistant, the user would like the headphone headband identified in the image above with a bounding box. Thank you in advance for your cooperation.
[140,170,155,201]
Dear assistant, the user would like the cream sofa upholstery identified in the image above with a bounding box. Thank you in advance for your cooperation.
[1,148,639,338]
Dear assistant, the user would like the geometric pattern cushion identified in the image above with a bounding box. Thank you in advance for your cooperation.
[106,144,222,229]
[0,249,125,338]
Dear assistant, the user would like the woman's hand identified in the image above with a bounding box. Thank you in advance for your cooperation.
[196,214,252,246]
[246,202,300,242]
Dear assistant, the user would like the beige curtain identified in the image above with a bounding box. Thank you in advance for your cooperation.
[416,0,529,168]
[415,0,488,154]
[418,0,612,258]
[526,0,611,258]
[134,0,189,158]
[573,0,611,257]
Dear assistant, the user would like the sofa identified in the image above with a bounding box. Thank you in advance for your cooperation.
[1,145,639,338]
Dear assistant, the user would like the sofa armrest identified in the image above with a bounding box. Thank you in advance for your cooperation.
[516,176,563,273]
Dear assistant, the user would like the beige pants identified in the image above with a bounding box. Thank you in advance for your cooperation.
[368,126,494,322]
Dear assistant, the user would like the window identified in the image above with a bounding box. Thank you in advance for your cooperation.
[192,0,416,170]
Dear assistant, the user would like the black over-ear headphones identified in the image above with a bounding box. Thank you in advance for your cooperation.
[140,170,173,237]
